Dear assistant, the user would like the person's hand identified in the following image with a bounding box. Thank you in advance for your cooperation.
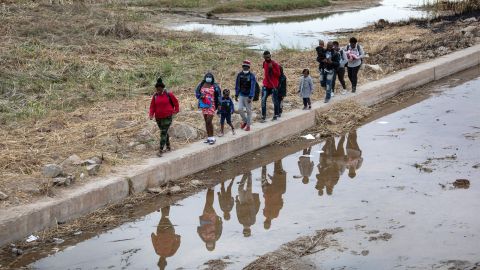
[235,96,238,102]
[149,117,153,120]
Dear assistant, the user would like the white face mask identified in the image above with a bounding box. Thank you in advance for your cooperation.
[205,77,213,83]
[242,70,249,74]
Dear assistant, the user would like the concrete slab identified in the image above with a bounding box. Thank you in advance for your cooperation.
[0,44,479,247]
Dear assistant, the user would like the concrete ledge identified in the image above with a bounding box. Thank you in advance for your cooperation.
[1,44,479,247]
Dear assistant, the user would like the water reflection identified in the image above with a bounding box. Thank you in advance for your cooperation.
[262,160,287,230]
[346,130,363,179]
[197,189,223,251]
[236,172,261,237]
[316,132,362,195]
[297,147,315,184]
[218,179,235,220]
[151,206,181,270]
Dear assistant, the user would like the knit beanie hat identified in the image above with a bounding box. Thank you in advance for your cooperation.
[155,77,165,88]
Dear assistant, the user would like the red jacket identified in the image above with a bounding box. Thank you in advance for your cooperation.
[149,91,180,119]
[263,60,281,89]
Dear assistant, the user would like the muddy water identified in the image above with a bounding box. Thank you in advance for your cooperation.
[172,0,432,49]
[15,67,479,269]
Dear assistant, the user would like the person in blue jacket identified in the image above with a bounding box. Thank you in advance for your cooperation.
[218,89,235,137]
[235,60,256,131]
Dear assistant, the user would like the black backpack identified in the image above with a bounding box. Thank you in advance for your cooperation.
[253,82,260,101]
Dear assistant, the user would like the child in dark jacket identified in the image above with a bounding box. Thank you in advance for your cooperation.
[218,89,235,137]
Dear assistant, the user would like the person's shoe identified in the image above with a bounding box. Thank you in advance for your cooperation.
[308,105,312,110]
[278,113,282,118]
[302,106,307,110]
[341,89,347,95]
[272,116,278,121]
[352,87,356,93]
[324,98,330,103]
[244,125,251,131]
[166,145,172,152]
[156,150,163,157]
[232,129,235,135]
[331,92,335,98]
[240,122,247,129]
[218,132,224,137]
[260,118,266,123]
[209,139,216,145]
[204,139,210,143]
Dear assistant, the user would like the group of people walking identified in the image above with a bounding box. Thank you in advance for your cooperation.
[149,38,364,156]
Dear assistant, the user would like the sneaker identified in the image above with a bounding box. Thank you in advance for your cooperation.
[244,125,250,131]
[218,132,224,137]
[166,145,172,152]
[272,116,278,121]
[260,118,266,123]
[232,129,235,135]
[240,122,247,129]
[308,105,312,110]
[302,106,307,110]
[278,114,282,118]
[331,92,335,98]
[324,99,330,103]
[156,150,163,157]
[341,90,347,95]
[352,87,356,93]
[209,139,216,145]
[204,139,210,143]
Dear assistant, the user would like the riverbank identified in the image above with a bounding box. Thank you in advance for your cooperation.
[1,0,479,212]
[3,65,479,269]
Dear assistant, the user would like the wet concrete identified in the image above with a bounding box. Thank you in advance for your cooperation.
[172,0,432,49]
[6,68,480,269]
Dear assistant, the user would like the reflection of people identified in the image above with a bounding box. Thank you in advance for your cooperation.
[316,137,340,196]
[262,160,287,230]
[218,179,235,221]
[236,172,260,237]
[151,206,181,270]
[346,130,363,179]
[197,189,223,251]
[334,135,348,177]
[297,147,314,184]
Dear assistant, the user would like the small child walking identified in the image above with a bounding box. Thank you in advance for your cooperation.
[298,69,314,110]
[218,89,235,137]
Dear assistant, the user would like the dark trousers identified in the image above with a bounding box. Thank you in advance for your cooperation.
[335,67,347,90]
[278,95,284,115]
[156,116,172,150]
[303,98,311,107]
[347,66,361,90]
[261,87,280,118]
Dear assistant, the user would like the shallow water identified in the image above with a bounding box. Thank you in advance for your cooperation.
[172,0,432,50]
[18,67,480,269]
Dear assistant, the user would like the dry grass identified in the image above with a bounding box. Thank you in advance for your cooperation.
[428,0,480,15]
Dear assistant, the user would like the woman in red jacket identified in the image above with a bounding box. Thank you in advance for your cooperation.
[149,78,180,157]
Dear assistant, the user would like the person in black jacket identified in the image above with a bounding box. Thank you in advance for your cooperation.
[323,42,340,103]
[277,66,287,117]
[315,40,327,89]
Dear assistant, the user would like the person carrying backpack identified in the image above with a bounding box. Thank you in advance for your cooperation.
[261,51,281,122]
[277,66,287,117]
[149,77,180,157]
[235,60,256,131]
[323,42,340,103]
[333,41,348,95]
[195,72,221,145]
[315,40,327,88]
[345,37,365,93]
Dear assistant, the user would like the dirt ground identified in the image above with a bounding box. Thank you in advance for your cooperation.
[0,0,479,225]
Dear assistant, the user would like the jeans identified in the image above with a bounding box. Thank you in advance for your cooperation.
[156,116,172,150]
[336,67,347,90]
[319,68,326,88]
[261,87,280,119]
[238,95,252,125]
[324,69,336,100]
[347,65,361,90]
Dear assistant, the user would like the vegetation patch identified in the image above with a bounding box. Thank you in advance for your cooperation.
[212,0,330,13]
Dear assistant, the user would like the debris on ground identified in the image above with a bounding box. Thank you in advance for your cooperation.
[453,179,470,189]
[368,232,392,241]
[202,258,232,270]
[86,164,101,176]
[25,235,39,243]
[0,191,8,201]
[243,228,343,270]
